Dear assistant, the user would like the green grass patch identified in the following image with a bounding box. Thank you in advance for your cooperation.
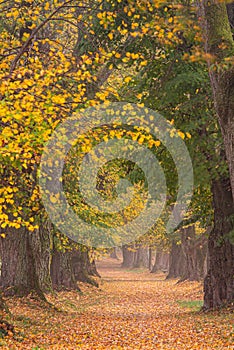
[125,268,148,273]
[176,300,203,311]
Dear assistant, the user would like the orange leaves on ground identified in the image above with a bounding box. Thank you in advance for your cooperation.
[2,258,234,349]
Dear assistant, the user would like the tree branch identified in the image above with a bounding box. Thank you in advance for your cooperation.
[9,0,74,75]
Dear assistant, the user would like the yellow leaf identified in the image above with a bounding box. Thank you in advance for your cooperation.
[140,60,148,66]
[178,131,185,139]
[155,140,161,147]
[186,132,192,139]
[138,135,145,144]
[50,195,57,204]
[124,76,132,83]
[44,1,50,10]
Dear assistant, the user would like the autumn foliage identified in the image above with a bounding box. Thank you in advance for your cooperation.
[1,259,233,349]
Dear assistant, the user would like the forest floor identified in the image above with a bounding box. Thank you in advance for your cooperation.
[1,258,233,349]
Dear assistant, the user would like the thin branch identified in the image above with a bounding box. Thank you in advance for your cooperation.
[9,0,74,75]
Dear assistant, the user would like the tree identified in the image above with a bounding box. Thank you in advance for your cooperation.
[118,0,233,306]
[0,0,129,296]
[1,0,233,309]
[196,0,234,308]
[121,244,137,269]
[165,225,208,281]
[167,240,187,279]
[0,0,173,297]
[110,247,119,260]
[197,0,234,199]
[151,250,169,273]
[179,225,207,281]
[0,223,52,299]
[203,176,234,309]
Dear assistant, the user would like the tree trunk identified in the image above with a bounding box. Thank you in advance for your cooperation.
[51,241,99,290]
[148,248,152,270]
[110,247,119,260]
[151,250,169,273]
[166,240,187,279]
[30,222,52,293]
[0,228,29,296]
[0,224,51,298]
[197,0,234,199]
[203,177,234,309]
[72,249,99,286]
[227,2,234,30]
[121,244,136,268]
[180,226,207,282]
[50,248,79,291]
[87,259,101,278]
[132,246,149,268]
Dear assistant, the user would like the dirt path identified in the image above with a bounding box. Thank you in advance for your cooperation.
[3,258,234,349]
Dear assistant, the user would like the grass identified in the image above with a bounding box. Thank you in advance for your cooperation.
[176,299,203,311]
[125,267,149,273]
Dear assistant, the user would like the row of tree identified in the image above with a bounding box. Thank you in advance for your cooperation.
[120,224,208,283]
[0,0,233,314]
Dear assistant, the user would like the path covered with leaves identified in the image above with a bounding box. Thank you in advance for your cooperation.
[2,258,234,349]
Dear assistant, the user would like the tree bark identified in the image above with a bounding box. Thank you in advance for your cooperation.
[148,247,152,270]
[203,177,234,309]
[0,224,52,298]
[132,246,149,268]
[151,250,169,273]
[72,249,99,286]
[197,0,234,199]
[87,259,101,278]
[30,222,53,293]
[227,2,234,30]
[180,226,207,282]
[166,240,186,279]
[50,241,99,290]
[50,248,78,291]
[110,247,119,260]
[121,244,136,268]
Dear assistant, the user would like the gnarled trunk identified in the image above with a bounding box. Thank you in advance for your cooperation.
[203,178,234,309]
